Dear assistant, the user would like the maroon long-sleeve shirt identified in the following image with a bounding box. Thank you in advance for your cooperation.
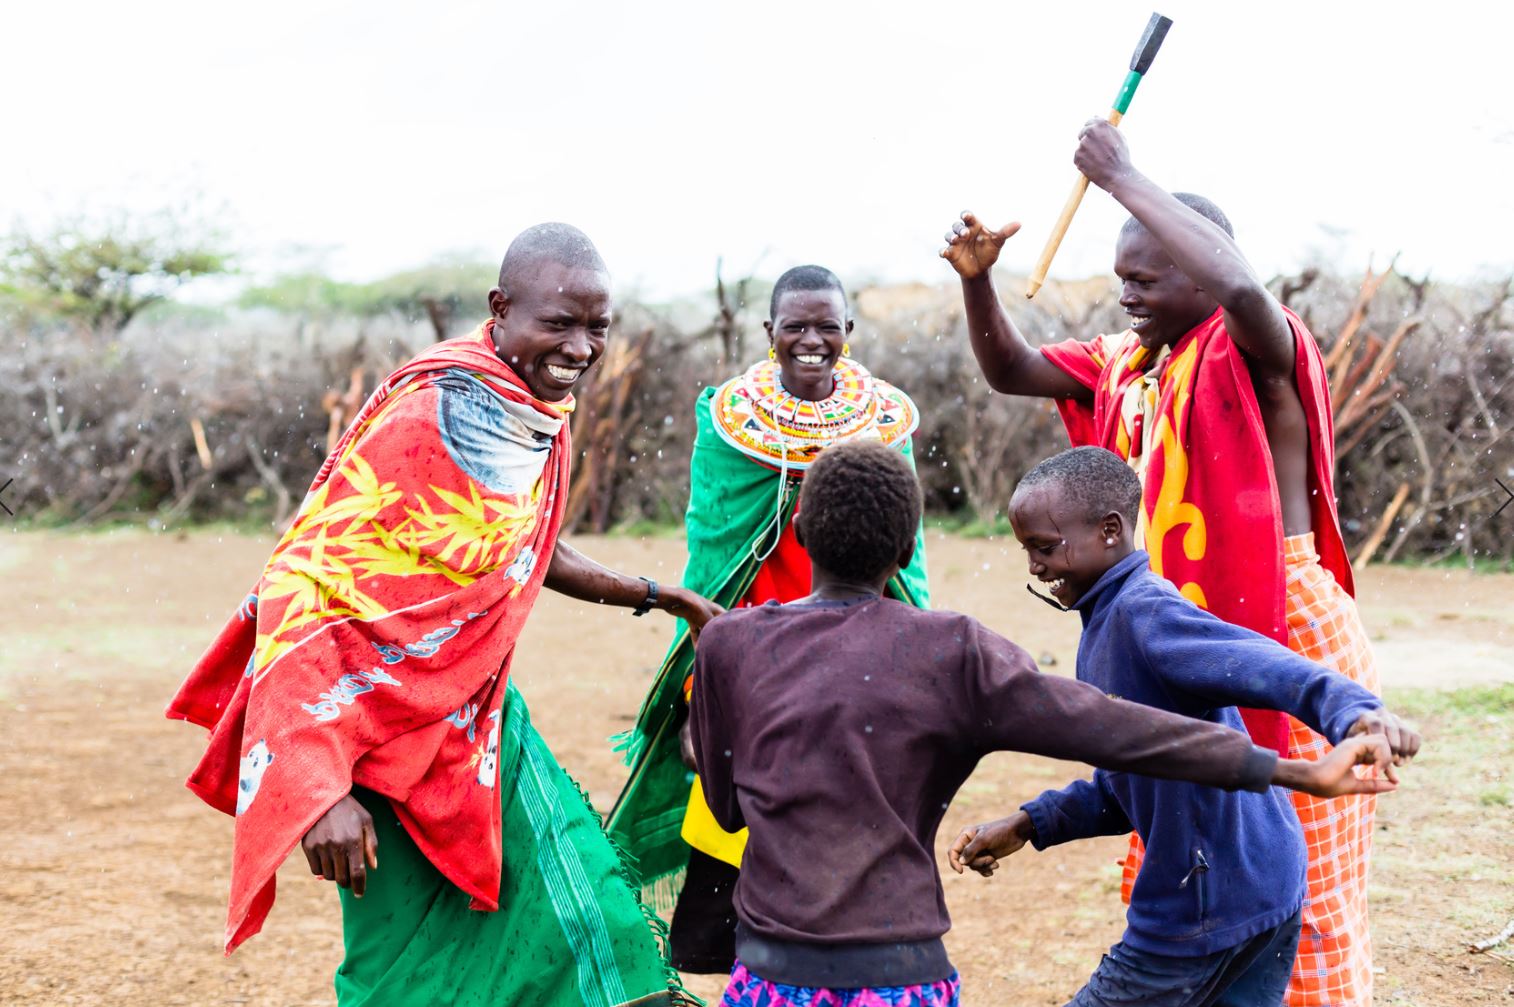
[689,596,1276,983]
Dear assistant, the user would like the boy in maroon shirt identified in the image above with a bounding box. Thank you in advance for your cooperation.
[688,440,1399,1006]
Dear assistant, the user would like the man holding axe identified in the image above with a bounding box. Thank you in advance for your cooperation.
[940,116,1384,1007]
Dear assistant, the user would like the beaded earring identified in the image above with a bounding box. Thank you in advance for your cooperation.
[842,343,851,357]
[768,346,776,361]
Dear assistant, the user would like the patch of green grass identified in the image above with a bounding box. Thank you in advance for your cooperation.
[1387,682,1514,719]
[0,536,26,575]
[601,518,684,539]
[9,514,278,539]
[1478,788,1511,807]
[1373,682,1514,893]
[0,620,207,680]
[1385,553,1514,575]
[1370,681,1514,996]
[8,511,282,536]
[927,514,1014,539]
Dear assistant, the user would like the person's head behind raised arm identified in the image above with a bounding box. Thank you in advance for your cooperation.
[487,222,612,402]
[1009,446,1141,608]
[1114,192,1233,353]
[764,265,855,403]
[794,440,921,594]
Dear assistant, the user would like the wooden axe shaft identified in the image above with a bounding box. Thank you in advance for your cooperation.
[1025,109,1124,300]
[1026,13,1170,299]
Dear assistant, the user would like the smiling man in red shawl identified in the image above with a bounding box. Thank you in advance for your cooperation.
[167,223,716,1007]
[941,123,1383,1007]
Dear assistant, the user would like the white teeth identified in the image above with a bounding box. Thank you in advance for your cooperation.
[545,364,581,382]
[1129,316,1151,329]
[794,354,826,364]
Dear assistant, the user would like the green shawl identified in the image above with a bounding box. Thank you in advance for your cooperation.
[605,385,931,911]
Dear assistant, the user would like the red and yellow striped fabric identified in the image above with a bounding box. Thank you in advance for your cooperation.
[1042,307,1352,756]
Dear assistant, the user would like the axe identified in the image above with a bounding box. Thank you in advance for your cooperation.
[1025,13,1173,299]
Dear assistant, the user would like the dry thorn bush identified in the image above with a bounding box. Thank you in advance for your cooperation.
[2,268,1509,565]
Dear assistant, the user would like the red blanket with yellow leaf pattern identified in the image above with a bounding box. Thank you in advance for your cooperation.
[168,323,571,952]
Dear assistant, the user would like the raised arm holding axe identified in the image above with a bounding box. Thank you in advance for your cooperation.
[937,15,1394,1005]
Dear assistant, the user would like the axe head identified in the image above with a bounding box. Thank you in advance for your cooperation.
[1129,13,1173,74]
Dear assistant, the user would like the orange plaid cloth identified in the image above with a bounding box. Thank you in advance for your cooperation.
[1119,533,1378,1006]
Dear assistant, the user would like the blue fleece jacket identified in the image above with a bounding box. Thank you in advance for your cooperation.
[1020,551,1381,957]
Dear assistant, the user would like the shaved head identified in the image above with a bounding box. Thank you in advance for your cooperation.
[497,222,608,296]
[486,223,612,402]
[1121,193,1234,241]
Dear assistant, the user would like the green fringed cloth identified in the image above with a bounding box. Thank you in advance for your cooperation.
[605,384,930,914]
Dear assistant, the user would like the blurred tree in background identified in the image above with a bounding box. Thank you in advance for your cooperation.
[1,225,1508,567]
[0,211,231,338]
[241,255,495,342]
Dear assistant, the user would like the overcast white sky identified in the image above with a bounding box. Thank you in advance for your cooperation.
[5,0,1512,301]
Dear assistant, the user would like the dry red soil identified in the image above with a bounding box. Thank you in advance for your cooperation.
[1,530,1510,1005]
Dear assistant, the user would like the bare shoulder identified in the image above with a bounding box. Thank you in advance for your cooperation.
[1221,288,1295,379]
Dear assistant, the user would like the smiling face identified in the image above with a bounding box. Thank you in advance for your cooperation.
[1114,228,1218,352]
[1009,483,1128,608]
[487,261,611,401]
[764,288,853,401]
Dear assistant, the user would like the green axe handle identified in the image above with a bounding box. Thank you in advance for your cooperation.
[1026,13,1173,299]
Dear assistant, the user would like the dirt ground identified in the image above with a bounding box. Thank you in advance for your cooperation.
[1,528,1510,1006]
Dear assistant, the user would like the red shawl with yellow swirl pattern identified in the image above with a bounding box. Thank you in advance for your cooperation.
[1042,307,1352,754]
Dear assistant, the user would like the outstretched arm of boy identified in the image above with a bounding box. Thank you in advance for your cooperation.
[962,621,1411,800]
[966,621,1280,792]
[949,810,1034,877]
[1275,732,1401,795]
[939,213,1092,400]
[950,735,1399,880]
[1132,592,1421,764]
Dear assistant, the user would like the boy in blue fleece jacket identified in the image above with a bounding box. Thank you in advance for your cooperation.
[949,447,1420,1007]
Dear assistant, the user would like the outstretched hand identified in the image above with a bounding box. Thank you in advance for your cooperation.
[1281,734,1402,799]
[940,212,1021,281]
[660,586,724,639]
[302,794,379,897]
[1345,708,1420,765]
[947,811,1035,877]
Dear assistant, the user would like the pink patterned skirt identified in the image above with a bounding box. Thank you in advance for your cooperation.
[720,961,961,1007]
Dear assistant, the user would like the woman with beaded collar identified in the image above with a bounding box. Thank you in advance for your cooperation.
[607,265,931,976]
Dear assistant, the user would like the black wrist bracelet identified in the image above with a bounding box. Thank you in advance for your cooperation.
[632,576,658,617]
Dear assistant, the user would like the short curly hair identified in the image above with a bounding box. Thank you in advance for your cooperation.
[1121,192,1234,240]
[796,440,921,583]
[769,264,847,319]
[1013,446,1141,525]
